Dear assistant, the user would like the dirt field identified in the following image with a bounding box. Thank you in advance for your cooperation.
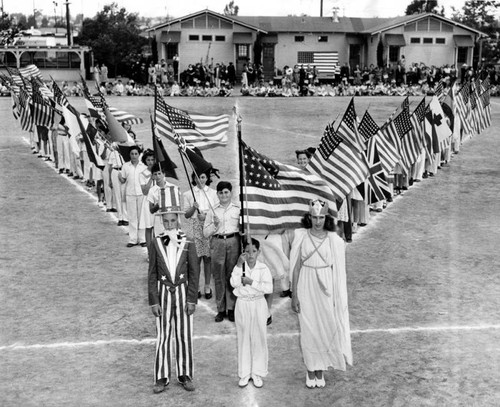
[0,95,499,407]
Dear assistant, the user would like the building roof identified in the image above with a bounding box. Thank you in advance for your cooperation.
[361,12,488,37]
[148,9,266,33]
[148,9,488,38]
[233,15,392,33]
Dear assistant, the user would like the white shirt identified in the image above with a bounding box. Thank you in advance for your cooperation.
[230,260,273,298]
[183,185,217,214]
[121,161,147,195]
[203,202,240,237]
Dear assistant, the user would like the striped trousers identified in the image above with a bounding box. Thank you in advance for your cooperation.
[154,282,193,383]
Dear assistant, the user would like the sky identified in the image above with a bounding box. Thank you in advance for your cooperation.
[6,0,467,20]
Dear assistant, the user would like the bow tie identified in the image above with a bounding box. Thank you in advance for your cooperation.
[161,235,171,246]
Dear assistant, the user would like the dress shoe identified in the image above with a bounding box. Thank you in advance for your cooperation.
[117,220,123,226]
[306,373,316,389]
[204,288,212,300]
[215,312,226,322]
[178,376,195,391]
[315,372,325,388]
[58,168,64,174]
[126,243,137,247]
[227,310,235,322]
[140,242,147,248]
[238,375,250,387]
[153,378,168,394]
[122,221,129,226]
[375,208,383,213]
[267,316,272,326]
[198,291,202,299]
[251,374,263,388]
[110,208,117,212]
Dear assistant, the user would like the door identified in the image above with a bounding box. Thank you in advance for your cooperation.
[262,43,275,81]
[235,44,250,79]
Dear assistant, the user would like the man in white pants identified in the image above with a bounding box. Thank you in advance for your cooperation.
[119,146,147,247]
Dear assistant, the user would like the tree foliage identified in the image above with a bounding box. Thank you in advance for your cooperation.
[223,1,239,16]
[405,0,441,15]
[77,3,147,78]
[451,1,500,64]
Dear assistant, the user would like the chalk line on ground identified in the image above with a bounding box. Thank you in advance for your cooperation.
[2,324,500,352]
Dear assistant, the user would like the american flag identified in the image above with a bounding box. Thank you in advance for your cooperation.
[30,87,54,128]
[18,87,33,131]
[454,83,471,135]
[358,110,380,142]
[400,97,426,169]
[373,121,401,175]
[479,89,492,129]
[155,90,229,150]
[336,97,364,151]
[393,101,413,138]
[308,122,369,200]
[241,140,338,233]
[434,79,445,102]
[52,80,70,108]
[364,138,392,204]
[83,92,143,125]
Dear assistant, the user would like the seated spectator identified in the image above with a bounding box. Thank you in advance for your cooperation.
[113,80,125,96]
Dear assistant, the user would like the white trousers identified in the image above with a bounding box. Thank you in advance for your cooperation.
[126,194,145,244]
[235,297,268,378]
[56,136,71,170]
[412,150,425,181]
[102,163,114,209]
[111,170,127,221]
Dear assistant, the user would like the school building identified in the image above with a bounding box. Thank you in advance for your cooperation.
[147,9,487,81]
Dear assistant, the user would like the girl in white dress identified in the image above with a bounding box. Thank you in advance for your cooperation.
[290,200,352,388]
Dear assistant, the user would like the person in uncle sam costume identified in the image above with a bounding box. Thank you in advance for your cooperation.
[148,198,200,394]
[290,199,352,389]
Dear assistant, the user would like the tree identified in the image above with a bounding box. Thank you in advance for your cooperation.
[223,1,239,16]
[77,3,147,78]
[451,1,500,65]
[405,0,440,15]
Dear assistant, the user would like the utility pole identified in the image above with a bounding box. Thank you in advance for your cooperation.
[320,0,323,17]
[53,1,58,33]
[64,1,71,46]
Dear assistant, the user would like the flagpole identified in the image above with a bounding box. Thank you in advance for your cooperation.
[235,108,247,278]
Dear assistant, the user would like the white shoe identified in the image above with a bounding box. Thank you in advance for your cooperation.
[251,374,263,388]
[315,373,325,388]
[306,373,316,388]
[98,202,104,208]
[238,375,250,387]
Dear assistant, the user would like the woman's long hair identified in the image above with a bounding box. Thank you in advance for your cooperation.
[301,213,336,232]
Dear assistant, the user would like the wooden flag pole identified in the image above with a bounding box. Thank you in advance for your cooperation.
[235,107,247,278]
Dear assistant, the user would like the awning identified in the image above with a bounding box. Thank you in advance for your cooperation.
[346,35,364,45]
[261,34,278,44]
[453,35,474,47]
[233,32,253,44]
[160,31,180,43]
[385,34,406,46]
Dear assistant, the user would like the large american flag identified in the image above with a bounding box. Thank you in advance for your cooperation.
[308,122,369,200]
[154,90,229,150]
[52,80,70,108]
[30,88,54,128]
[241,140,338,233]
[454,82,471,135]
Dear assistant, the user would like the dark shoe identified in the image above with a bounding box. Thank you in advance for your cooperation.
[110,208,117,212]
[422,172,428,179]
[359,223,367,227]
[117,220,123,226]
[198,291,202,299]
[204,288,212,300]
[67,172,74,177]
[73,175,80,180]
[59,168,64,174]
[153,378,168,394]
[140,242,147,247]
[375,208,383,213]
[106,209,113,212]
[429,172,434,177]
[387,196,393,202]
[280,289,292,298]
[179,376,195,392]
[122,221,129,226]
[126,243,137,247]
[228,310,235,322]
[215,312,226,322]
[267,316,272,326]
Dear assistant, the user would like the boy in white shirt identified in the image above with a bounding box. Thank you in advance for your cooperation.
[230,237,273,388]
